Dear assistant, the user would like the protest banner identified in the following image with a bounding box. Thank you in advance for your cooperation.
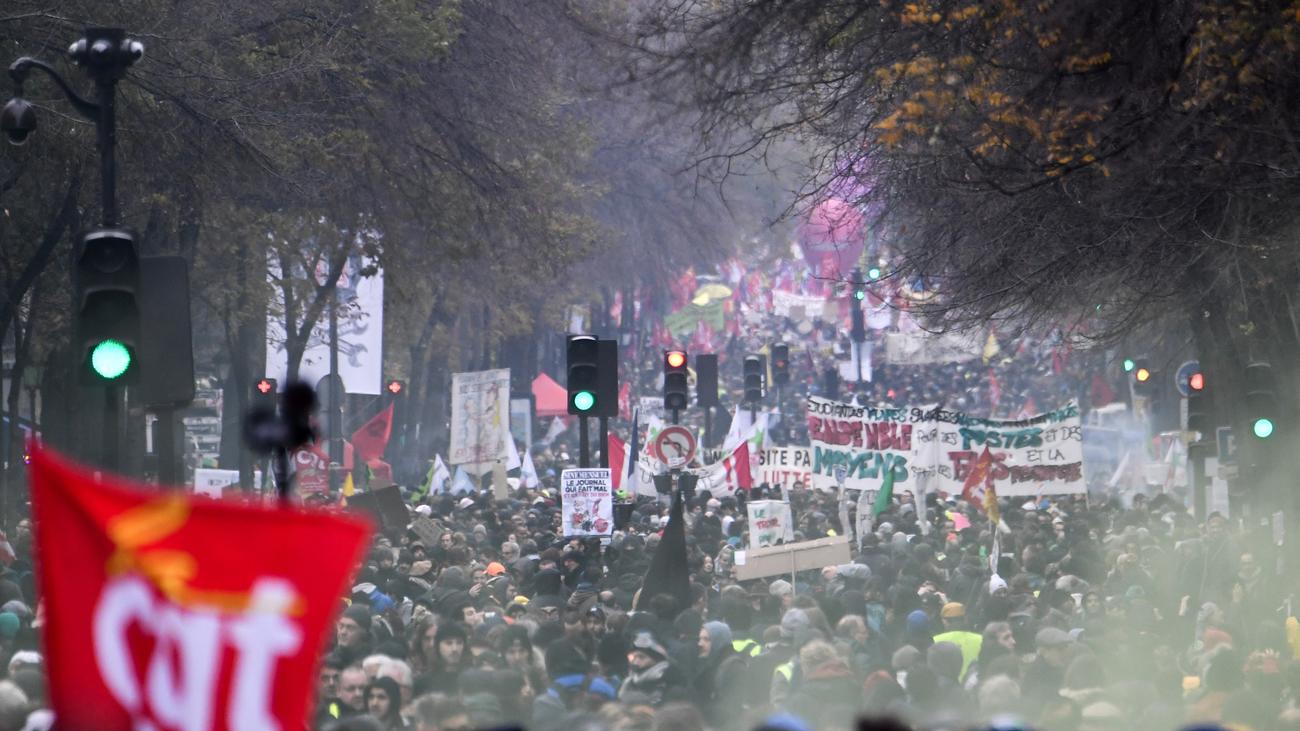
[746,500,794,548]
[806,397,1086,498]
[758,447,812,489]
[772,290,828,319]
[192,469,264,499]
[561,468,614,537]
[883,330,983,365]
[733,535,851,582]
[805,396,914,494]
[449,368,511,473]
[913,401,1086,497]
[29,446,371,731]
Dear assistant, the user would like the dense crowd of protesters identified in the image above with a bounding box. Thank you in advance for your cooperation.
[290,477,1300,731]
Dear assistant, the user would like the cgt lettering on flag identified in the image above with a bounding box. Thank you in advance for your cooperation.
[29,447,372,731]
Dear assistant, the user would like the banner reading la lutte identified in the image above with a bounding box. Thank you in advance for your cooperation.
[29,446,372,731]
[449,368,511,472]
[805,396,913,493]
[920,401,1085,497]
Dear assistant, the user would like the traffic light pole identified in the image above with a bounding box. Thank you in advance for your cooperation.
[579,416,590,468]
[599,416,609,469]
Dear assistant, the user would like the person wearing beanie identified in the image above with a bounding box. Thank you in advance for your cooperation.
[903,609,934,652]
[619,631,686,707]
[932,602,982,679]
[766,608,815,707]
[335,603,373,664]
[0,613,19,643]
[783,640,860,729]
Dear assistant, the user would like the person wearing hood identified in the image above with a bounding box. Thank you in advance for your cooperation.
[782,640,860,728]
[421,622,471,695]
[619,631,687,707]
[365,676,408,730]
[692,621,748,729]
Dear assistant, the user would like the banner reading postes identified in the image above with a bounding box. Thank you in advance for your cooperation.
[806,397,1085,497]
[561,468,614,537]
[917,402,1085,497]
[450,368,511,473]
[29,446,372,731]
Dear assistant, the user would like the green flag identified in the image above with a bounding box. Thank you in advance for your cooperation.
[872,463,897,517]
[410,461,435,504]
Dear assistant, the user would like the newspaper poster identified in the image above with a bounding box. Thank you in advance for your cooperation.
[561,468,614,537]
[747,500,794,549]
[450,369,511,473]
[806,396,1085,498]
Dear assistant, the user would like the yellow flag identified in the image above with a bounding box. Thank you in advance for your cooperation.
[982,331,1000,364]
[342,473,355,498]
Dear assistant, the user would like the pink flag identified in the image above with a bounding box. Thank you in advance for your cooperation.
[608,434,627,491]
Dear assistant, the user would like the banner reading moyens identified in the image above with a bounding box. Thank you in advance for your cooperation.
[29,447,372,731]
[806,397,1085,497]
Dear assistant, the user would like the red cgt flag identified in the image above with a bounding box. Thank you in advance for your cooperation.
[351,402,394,463]
[29,446,371,731]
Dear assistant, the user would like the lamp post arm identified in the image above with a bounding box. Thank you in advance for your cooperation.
[8,57,100,122]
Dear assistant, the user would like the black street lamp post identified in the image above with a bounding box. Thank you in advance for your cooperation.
[1,28,145,471]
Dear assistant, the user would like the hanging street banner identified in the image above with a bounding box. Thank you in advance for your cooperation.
[266,252,384,395]
[449,368,511,473]
[806,397,1085,497]
[561,469,614,537]
[883,330,982,366]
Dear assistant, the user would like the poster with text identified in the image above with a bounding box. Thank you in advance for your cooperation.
[805,398,1085,497]
[746,500,794,549]
[561,469,614,537]
[450,369,511,473]
[805,396,914,494]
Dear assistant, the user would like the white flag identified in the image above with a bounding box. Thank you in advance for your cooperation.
[521,450,541,489]
[431,455,451,494]
[450,467,476,495]
[543,417,567,445]
[702,442,753,495]
[505,435,522,470]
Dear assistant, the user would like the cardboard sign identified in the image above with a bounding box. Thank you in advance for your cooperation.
[733,535,852,581]
[409,516,442,547]
[561,468,614,537]
[345,485,409,534]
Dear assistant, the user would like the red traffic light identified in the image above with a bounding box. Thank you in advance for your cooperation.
[386,379,405,395]
[1189,372,1204,391]
[255,378,275,395]
[665,350,687,369]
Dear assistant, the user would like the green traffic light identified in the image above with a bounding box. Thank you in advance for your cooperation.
[867,267,882,280]
[91,339,132,380]
[1253,418,1275,439]
[573,390,596,412]
[1122,358,1135,373]
[854,289,866,301]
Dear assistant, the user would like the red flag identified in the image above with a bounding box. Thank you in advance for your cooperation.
[29,446,372,731]
[987,370,1002,412]
[1090,373,1117,407]
[618,382,631,421]
[961,446,1000,523]
[607,434,627,491]
[351,403,394,463]
[704,441,753,494]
